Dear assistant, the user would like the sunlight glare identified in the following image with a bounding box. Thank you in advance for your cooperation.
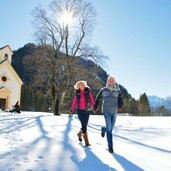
[60,10,74,27]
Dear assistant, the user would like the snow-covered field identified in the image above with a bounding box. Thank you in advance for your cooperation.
[0,112,171,171]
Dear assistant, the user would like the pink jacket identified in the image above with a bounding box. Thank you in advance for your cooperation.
[70,90,95,112]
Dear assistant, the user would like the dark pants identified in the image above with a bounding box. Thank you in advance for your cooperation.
[77,109,90,134]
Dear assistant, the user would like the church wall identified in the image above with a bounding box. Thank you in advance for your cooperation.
[0,65,20,110]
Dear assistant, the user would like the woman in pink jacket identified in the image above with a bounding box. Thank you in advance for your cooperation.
[70,80,95,147]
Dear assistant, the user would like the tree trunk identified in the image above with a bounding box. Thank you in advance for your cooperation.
[54,98,60,115]
[59,91,66,109]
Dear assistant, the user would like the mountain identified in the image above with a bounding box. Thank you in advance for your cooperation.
[148,95,171,112]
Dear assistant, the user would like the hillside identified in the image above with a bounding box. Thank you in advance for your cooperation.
[11,43,129,113]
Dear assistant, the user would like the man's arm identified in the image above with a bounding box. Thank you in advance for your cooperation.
[118,91,124,109]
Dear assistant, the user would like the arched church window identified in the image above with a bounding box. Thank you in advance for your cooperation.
[4,54,8,59]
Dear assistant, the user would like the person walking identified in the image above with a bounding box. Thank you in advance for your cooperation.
[70,80,95,147]
[94,76,124,153]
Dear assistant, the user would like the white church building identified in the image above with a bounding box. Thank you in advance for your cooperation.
[0,45,23,111]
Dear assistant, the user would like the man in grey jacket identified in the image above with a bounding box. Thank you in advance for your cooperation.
[94,76,124,153]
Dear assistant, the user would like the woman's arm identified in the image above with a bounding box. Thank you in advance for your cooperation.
[70,95,77,112]
[90,91,95,107]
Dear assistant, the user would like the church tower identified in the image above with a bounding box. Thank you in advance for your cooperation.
[0,45,23,111]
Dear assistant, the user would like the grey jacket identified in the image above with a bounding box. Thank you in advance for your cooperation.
[94,85,123,114]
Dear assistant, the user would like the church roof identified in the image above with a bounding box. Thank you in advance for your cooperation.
[0,45,13,52]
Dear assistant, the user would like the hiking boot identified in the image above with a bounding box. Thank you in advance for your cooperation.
[83,133,91,147]
[77,131,82,142]
[108,148,114,153]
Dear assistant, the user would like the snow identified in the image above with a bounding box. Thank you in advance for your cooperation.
[0,112,171,171]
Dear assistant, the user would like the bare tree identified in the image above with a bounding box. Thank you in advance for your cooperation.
[32,0,104,115]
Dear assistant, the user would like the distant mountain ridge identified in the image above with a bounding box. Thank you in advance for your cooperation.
[148,95,171,112]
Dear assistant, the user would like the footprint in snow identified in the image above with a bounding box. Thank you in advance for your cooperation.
[23,157,30,163]
[38,155,44,159]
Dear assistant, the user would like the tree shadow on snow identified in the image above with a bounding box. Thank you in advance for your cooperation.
[113,153,144,171]
[54,116,79,171]
[0,115,52,171]
[55,116,116,171]
[71,145,117,171]
[114,134,171,154]
[70,116,116,171]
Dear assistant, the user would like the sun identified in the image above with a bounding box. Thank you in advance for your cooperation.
[60,9,74,27]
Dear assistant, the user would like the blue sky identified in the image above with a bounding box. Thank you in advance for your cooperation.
[1,0,171,99]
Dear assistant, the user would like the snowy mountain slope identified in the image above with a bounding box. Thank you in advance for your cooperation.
[148,95,171,112]
[0,112,171,171]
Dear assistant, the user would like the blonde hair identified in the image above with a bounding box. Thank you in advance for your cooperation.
[74,80,89,90]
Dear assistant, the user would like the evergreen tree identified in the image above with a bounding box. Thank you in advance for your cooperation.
[130,98,139,116]
[138,93,151,116]
[156,105,167,116]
